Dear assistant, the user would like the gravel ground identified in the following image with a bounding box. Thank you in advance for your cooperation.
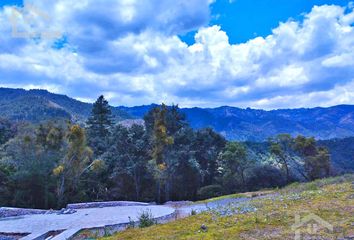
[174,194,277,217]
[0,204,175,240]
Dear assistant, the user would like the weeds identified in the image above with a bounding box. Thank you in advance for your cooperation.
[138,210,156,228]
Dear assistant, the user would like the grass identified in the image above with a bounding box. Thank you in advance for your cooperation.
[195,190,274,204]
[102,175,354,240]
[195,193,248,204]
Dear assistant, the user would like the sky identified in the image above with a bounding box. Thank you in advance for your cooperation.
[0,0,354,109]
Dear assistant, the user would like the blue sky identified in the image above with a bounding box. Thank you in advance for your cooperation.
[0,0,22,7]
[208,0,350,43]
[0,0,354,108]
[4,0,348,44]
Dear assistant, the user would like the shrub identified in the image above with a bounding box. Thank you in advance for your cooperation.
[127,216,135,229]
[197,185,224,200]
[138,210,156,228]
[246,165,287,191]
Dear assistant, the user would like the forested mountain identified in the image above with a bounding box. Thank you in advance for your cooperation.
[2,88,354,141]
[119,104,354,141]
[0,88,130,122]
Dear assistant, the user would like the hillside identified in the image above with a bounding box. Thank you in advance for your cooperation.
[2,88,354,141]
[0,88,131,123]
[100,175,354,240]
[119,104,354,141]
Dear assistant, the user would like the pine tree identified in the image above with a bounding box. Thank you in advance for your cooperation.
[86,95,113,156]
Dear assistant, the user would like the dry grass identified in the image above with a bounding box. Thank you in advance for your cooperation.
[101,176,354,240]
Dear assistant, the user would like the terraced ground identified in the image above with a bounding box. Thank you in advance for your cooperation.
[102,175,354,240]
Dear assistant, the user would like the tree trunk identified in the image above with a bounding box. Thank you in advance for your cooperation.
[133,169,140,201]
[165,178,170,202]
[240,169,246,190]
[57,174,65,208]
[44,180,49,209]
[156,180,161,203]
[283,159,290,183]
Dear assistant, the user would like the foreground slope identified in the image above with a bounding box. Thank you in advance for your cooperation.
[103,175,354,240]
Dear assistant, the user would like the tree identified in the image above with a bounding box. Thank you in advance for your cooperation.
[193,128,226,187]
[86,95,113,156]
[3,122,65,209]
[219,142,254,191]
[104,124,152,201]
[0,163,13,206]
[53,125,94,207]
[144,104,191,202]
[294,135,331,180]
[165,105,187,135]
[269,134,294,183]
[0,118,16,145]
[149,104,173,202]
[164,127,200,201]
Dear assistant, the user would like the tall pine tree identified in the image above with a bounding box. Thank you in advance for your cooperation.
[86,95,113,157]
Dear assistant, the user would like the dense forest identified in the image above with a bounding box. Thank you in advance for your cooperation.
[0,96,341,209]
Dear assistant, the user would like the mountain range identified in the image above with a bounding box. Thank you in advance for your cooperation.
[1,87,354,141]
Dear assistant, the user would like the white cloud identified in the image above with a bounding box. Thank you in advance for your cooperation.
[0,2,354,109]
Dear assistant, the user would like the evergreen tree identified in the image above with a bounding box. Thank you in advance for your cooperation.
[86,95,113,156]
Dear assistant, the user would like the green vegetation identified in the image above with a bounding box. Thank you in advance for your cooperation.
[0,95,346,209]
[138,210,157,228]
[319,137,354,173]
[102,175,354,240]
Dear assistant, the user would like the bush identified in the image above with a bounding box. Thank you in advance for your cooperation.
[190,209,197,216]
[246,165,287,191]
[127,216,135,229]
[197,185,224,200]
[138,210,156,228]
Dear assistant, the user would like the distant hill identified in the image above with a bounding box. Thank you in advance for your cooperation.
[2,87,354,141]
[0,88,131,123]
[118,104,354,141]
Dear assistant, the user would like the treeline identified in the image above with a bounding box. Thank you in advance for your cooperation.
[0,96,332,209]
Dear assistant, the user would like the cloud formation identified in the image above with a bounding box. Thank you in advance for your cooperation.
[0,1,354,109]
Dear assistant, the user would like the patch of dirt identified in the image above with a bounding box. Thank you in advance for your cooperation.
[243,190,274,198]
[238,227,284,239]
